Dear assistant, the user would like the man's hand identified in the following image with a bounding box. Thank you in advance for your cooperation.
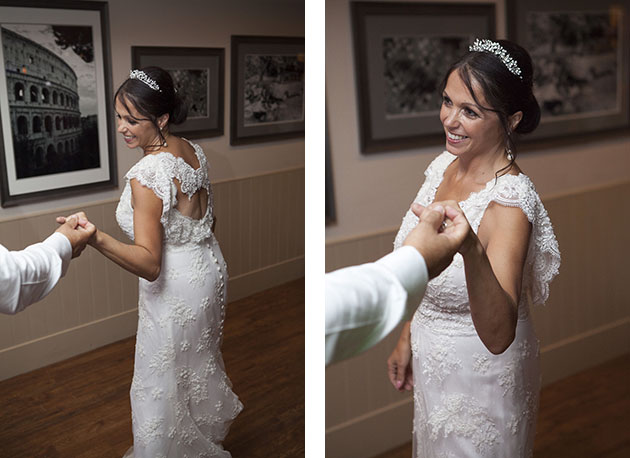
[55,212,96,258]
[402,201,472,278]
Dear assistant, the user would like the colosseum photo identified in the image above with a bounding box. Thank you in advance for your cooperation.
[2,25,100,178]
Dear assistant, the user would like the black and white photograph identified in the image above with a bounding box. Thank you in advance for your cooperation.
[383,36,468,118]
[1,24,100,179]
[351,2,496,153]
[527,11,621,119]
[0,1,115,207]
[508,0,630,141]
[169,68,209,119]
[230,35,305,145]
[243,54,304,126]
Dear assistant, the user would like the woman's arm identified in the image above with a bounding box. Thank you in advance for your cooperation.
[387,321,413,391]
[461,201,531,354]
[90,179,164,281]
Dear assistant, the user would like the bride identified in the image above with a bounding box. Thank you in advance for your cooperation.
[387,40,560,457]
[61,67,242,457]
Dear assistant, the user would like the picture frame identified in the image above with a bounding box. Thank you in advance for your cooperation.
[230,35,305,145]
[351,2,496,154]
[507,0,630,141]
[131,46,225,139]
[0,0,116,207]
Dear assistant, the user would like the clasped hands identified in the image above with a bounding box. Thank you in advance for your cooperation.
[402,200,473,279]
[54,211,96,258]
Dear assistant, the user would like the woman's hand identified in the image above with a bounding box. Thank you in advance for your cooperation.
[56,211,97,245]
[387,323,413,392]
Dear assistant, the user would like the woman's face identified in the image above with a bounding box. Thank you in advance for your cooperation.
[115,96,159,151]
[439,70,504,159]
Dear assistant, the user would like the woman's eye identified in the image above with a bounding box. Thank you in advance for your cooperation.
[465,108,478,117]
[128,119,137,125]
[442,96,451,105]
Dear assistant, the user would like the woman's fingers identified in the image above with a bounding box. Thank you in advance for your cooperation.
[387,357,397,388]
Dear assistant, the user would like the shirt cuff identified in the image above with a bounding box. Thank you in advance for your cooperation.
[43,232,72,276]
[376,246,428,312]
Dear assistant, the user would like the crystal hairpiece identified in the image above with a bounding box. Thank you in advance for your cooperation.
[129,69,161,92]
[468,39,522,80]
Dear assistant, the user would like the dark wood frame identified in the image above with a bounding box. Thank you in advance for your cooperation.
[131,46,225,139]
[0,0,116,207]
[230,35,305,146]
[506,0,630,143]
[351,2,496,154]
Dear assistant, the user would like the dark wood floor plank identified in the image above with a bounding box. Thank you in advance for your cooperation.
[0,279,304,458]
[374,353,630,458]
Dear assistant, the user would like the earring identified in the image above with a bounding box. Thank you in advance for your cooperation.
[506,147,514,162]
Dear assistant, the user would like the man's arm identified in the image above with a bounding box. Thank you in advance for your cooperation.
[325,204,471,366]
[0,215,95,314]
[0,232,71,314]
[325,246,428,365]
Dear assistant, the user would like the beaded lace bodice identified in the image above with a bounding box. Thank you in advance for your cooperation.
[116,140,214,245]
[394,151,560,336]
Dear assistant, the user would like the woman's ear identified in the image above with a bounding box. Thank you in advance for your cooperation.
[158,113,170,130]
[509,111,523,132]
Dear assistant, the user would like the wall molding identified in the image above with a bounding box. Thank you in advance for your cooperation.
[0,256,304,381]
[325,179,630,248]
[0,166,305,224]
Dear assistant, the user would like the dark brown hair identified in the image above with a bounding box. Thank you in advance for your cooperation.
[440,40,540,176]
[114,66,188,146]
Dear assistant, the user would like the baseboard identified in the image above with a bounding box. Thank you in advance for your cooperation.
[325,319,630,458]
[539,317,630,386]
[228,256,304,302]
[0,309,138,381]
[325,397,413,458]
[0,257,304,381]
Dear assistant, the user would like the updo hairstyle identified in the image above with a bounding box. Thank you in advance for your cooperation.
[115,66,188,146]
[440,40,540,171]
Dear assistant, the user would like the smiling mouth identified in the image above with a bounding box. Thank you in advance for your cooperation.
[447,131,468,140]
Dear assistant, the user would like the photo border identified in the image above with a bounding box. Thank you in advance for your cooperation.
[0,0,116,207]
[507,0,630,142]
[230,35,305,146]
[351,1,496,154]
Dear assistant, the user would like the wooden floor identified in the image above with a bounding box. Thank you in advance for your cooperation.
[0,279,304,458]
[374,352,630,458]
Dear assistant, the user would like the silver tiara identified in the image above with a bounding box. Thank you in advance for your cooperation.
[129,69,161,92]
[469,39,522,80]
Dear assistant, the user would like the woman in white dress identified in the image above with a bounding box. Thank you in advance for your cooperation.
[62,67,242,457]
[387,40,560,457]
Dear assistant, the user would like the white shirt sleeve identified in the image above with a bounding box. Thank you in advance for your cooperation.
[0,232,72,315]
[325,246,428,365]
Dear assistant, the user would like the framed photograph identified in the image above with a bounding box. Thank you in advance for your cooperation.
[351,2,496,154]
[507,0,630,141]
[132,46,224,139]
[230,35,304,145]
[0,0,116,207]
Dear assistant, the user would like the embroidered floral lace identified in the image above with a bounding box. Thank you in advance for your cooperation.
[116,140,242,458]
[393,151,560,457]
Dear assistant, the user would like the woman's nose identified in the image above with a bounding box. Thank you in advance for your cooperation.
[442,109,459,128]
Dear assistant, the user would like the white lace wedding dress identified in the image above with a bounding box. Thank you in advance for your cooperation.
[393,151,560,458]
[116,140,243,458]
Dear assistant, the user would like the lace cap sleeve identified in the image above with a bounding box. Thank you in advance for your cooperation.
[492,175,561,306]
[125,154,177,225]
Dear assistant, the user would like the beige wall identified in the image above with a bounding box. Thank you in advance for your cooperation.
[325,0,630,456]
[0,0,304,379]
